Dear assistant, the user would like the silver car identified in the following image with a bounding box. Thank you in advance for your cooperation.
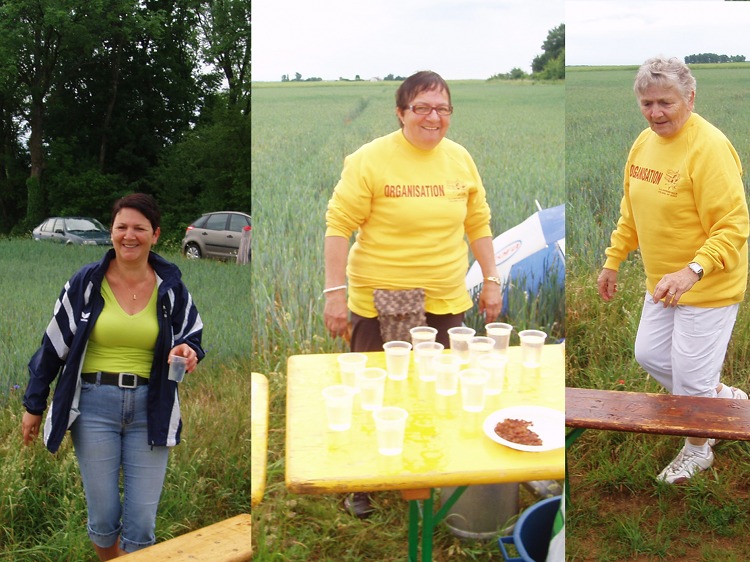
[32,217,112,246]
[181,211,251,260]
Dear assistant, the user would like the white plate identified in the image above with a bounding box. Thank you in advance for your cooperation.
[483,406,564,452]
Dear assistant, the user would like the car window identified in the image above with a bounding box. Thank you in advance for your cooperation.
[53,219,64,233]
[41,219,54,233]
[228,214,249,233]
[204,214,228,231]
[193,215,209,228]
[66,218,102,232]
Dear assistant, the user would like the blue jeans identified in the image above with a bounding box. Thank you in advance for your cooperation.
[71,381,169,553]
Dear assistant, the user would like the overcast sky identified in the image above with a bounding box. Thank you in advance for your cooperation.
[251,0,564,82]
[567,1,750,66]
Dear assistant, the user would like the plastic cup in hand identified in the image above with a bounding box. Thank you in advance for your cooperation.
[447,326,476,364]
[337,352,367,390]
[168,355,188,382]
[432,353,462,396]
[413,342,444,381]
[485,322,513,354]
[409,326,438,347]
[355,367,386,411]
[519,330,547,367]
[468,336,495,367]
[477,353,508,395]
[459,368,489,412]
[383,340,412,380]
[322,385,356,431]
[373,406,408,456]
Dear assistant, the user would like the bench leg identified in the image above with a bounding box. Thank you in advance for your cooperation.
[565,428,587,506]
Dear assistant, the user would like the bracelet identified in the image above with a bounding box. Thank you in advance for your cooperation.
[484,276,502,286]
[322,284,347,294]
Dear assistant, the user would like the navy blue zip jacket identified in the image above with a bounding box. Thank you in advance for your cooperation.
[23,249,205,454]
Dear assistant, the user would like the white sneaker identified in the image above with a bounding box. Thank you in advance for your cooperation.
[656,445,713,484]
[710,387,748,447]
[730,386,749,400]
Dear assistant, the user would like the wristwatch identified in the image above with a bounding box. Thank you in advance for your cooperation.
[688,262,704,280]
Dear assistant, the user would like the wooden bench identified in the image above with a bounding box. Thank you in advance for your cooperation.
[565,387,750,442]
[118,513,251,561]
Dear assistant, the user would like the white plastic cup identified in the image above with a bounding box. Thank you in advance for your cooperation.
[468,336,495,367]
[409,326,438,347]
[432,353,463,396]
[477,353,508,395]
[373,406,408,456]
[459,368,489,412]
[168,355,188,382]
[383,340,412,380]
[413,342,444,382]
[337,352,367,389]
[485,322,513,354]
[519,329,547,367]
[447,326,476,364]
[355,367,386,411]
[321,385,356,431]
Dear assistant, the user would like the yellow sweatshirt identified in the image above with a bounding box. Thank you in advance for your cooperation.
[326,130,492,317]
[604,113,748,307]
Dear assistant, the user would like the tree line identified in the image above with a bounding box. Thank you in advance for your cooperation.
[490,24,565,81]
[684,53,746,64]
[0,0,250,243]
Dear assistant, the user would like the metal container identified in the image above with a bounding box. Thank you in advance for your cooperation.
[440,483,520,540]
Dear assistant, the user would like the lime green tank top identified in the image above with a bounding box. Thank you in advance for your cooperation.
[82,278,159,377]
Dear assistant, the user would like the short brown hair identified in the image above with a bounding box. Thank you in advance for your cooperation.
[111,193,161,231]
[395,71,452,112]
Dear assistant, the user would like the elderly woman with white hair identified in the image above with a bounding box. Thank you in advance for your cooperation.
[597,56,749,484]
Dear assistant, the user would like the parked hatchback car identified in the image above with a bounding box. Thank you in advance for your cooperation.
[182,211,251,260]
[32,217,112,246]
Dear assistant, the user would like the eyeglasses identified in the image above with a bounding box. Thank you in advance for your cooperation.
[408,104,453,116]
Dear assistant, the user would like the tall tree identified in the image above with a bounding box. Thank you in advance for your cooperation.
[532,24,565,76]
[197,0,249,115]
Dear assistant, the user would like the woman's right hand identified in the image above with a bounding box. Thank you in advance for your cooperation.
[22,412,42,446]
[597,268,618,301]
[324,291,349,339]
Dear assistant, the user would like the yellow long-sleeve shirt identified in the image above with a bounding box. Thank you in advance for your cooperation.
[326,130,492,317]
[604,113,748,307]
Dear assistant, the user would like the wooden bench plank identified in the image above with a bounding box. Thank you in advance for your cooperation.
[566,387,750,441]
[119,514,251,561]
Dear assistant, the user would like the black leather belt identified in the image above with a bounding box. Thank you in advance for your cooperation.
[81,372,149,388]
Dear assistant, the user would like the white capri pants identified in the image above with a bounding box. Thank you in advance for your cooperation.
[634,292,739,398]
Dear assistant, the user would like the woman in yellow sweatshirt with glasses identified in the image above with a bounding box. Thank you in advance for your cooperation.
[323,71,502,517]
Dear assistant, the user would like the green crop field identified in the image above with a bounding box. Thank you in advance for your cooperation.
[566,64,750,561]
[0,240,250,561]
[251,79,564,560]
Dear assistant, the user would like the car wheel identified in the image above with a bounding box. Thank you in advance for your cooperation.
[185,243,202,259]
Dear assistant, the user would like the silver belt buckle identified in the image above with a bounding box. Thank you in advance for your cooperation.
[118,372,138,389]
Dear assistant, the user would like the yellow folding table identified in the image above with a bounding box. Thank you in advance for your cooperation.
[285,345,565,561]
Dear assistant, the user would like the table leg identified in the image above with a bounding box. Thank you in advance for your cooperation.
[408,499,420,562]
[421,491,434,561]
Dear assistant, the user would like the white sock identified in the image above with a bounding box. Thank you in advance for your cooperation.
[685,441,710,456]
[717,384,733,398]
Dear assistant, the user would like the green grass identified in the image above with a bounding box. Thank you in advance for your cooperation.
[566,65,750,561]
[251,79,564,560]
[0,239,249,561]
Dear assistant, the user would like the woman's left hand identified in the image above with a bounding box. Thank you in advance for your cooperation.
[479,282,503,322]
[169,344,199,373]
[653,267,700,307]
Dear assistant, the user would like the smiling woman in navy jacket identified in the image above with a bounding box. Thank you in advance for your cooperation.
[21,193,205,560]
